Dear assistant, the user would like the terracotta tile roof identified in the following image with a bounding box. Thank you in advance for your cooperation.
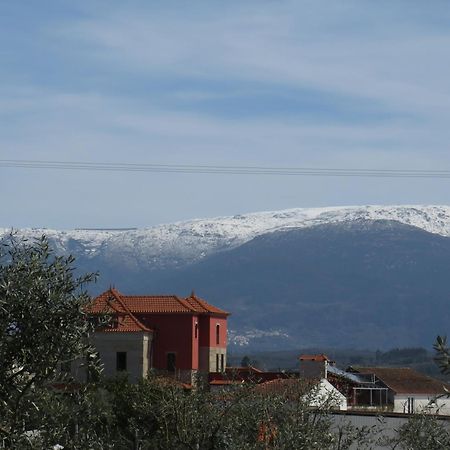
[254,378,315,395]
[91,288,229,316]
[121,295,195,313]
[184,295,230,315]
[102,313,151,333]
[351,367,450,395]
[299,354,330,362]
[89,289,151,333]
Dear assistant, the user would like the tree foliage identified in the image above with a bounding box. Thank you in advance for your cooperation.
[381,412,450,450]
[0,235,103,447]
[96,375,375,450]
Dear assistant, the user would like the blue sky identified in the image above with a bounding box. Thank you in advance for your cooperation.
[2,1,450,228]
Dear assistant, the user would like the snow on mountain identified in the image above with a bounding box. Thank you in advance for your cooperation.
[3,205,450,269]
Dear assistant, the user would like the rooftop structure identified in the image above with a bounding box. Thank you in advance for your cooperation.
[81,288,230,384]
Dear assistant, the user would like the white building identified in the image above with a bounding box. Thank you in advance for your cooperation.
[256,377,347,411]
[351,367,450,415]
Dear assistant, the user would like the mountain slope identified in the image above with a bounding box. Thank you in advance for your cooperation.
[3,206,450,350]
[144,220,450,350]
[4,205,450,275]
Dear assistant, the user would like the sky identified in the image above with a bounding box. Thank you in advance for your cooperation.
[2,0,450,229]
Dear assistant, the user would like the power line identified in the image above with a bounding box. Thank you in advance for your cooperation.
[2,159,450,179]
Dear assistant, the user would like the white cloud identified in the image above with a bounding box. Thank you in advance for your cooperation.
[52,2,450,116]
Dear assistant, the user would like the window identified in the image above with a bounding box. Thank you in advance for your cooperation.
[216,324,220,345]
[221,354,224,372]
[216,354,220,372]
[407,397,415,414]
[167,352,176,372]
[195,322,198,339]
[116,352,127,371]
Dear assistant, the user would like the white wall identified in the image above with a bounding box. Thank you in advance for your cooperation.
[306,379,348,411]
[92,331,151,383]
[394,393,450,415]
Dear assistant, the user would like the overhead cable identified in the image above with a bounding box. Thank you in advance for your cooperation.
[2,159,450,179]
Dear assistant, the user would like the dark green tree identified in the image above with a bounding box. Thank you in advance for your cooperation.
[434,335,450,375]
[383,413,450,450]
[102,374,375,450]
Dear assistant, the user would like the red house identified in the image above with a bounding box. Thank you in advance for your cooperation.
[87,288,229,384]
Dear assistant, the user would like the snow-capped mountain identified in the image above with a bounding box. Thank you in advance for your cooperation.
[3,205,450,270]
[3,205,450,350]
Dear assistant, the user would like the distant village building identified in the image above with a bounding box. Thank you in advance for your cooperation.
[84,288,229,384]
[298,354,450,415]
[209,362,347,411]
[349,367,450,415]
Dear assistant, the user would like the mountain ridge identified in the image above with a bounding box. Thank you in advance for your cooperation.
[3,206,450,351]
[148,219,450,350]
[3,205,450,271]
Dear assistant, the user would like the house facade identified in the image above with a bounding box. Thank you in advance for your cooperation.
[298,355,450,414]
[86,288,229,384]
[350,367,450,415]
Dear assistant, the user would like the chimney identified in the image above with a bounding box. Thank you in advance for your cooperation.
[299,354,330,379]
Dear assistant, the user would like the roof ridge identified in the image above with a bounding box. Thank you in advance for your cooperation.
[184,296,208,312]
[103,289,128,314]
[122,294,179,298]
[93,288,229,315]
[107,289,151,332]
[177,297,197,312]
[186,294,230,315]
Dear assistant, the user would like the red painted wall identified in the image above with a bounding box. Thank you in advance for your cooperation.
[136,313,227,372]
[199,316,227,349]
[136,313,198,371]
[191,316,199,369]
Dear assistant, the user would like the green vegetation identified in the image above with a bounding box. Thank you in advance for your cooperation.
[0,235,108,447]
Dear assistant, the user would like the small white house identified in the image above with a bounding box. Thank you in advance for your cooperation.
[352,367,450,415]
[306,378,348,411]
[256,377,347,411]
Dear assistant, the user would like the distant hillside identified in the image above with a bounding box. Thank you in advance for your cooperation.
[3,206,450,351]
[227,347,445,380]
[146,220,450,350]
[4,205,450,276]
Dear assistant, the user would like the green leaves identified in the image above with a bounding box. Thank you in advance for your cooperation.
[434,335,450,375]
[0,234,99,447]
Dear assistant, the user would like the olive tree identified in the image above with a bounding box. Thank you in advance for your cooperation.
[102,374,375,450]
[0,235,107,447]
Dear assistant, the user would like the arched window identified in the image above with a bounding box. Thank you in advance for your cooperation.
[216,324,220,345]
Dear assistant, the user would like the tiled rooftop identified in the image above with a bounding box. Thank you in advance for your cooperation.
[121,293,229,315]
[88,289,151,333]
[351,367,450,395]
[89,288,229,323]
[101,313,151,333]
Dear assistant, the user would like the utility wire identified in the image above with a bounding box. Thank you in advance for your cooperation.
[2,159,450,178]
